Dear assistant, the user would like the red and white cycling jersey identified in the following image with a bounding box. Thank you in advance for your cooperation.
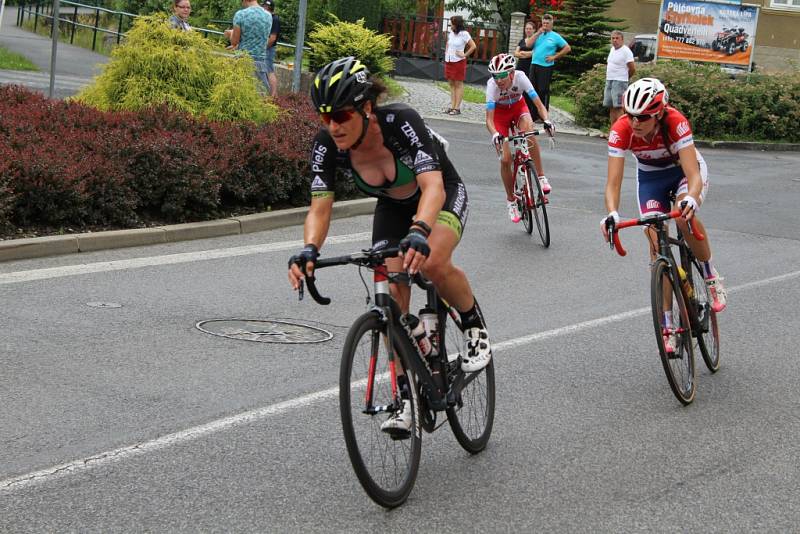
[485,70,539,110]
[607,106,703,173]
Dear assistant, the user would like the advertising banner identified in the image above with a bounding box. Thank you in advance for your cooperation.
[657,0,759,68]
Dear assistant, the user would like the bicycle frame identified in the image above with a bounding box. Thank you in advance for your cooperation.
[505,125,539,208]
[608,209,706,323]
[301,248,470,415]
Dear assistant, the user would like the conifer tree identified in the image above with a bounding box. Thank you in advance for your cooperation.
[328,0,382,31]
[550,0,624,83]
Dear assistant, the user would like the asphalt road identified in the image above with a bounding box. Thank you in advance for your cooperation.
[2,121,800,531]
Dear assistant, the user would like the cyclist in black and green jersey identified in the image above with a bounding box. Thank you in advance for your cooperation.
[287,57,491,435]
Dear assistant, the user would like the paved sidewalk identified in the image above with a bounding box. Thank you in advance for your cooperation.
[0,6,107,97]
[389,76,602,137]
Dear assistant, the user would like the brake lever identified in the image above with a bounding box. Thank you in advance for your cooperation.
[298,279,304,301]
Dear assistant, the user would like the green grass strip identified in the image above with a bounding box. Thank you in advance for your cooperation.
[0,46,39,71]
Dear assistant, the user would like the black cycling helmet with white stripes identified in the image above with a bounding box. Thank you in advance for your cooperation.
[311,56,372,114]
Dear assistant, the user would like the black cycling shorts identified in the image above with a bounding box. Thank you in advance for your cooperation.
[371,180,469,249]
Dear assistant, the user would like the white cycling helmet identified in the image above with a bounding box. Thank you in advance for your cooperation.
[488,53,517,74]
[623,77,669,115]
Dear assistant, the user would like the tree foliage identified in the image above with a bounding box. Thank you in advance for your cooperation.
[75,15,279,124]
[327,0,382,30]
[307,16,394,75]
[551,0,623,82]
[445,0,529,23]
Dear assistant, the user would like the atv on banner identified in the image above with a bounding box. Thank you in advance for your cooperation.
[711,27,749,55]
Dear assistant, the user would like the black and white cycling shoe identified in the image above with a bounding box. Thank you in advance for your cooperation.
[380,399,412,439]
[462,327,492,372]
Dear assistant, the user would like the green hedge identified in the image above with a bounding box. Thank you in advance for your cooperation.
[571,61,800,142]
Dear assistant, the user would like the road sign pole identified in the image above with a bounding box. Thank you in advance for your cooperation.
[48,0,60,98]
[291,0,307,93]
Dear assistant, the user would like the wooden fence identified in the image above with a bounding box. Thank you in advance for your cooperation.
[382,16,507,63]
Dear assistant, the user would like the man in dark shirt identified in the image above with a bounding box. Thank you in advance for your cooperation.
[262,0,280,97]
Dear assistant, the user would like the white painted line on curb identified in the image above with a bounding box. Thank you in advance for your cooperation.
[2,268,799,494]
[0,232,372,285]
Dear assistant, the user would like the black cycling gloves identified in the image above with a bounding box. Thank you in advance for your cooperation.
[399,229,430,257]
[288,243,319,272]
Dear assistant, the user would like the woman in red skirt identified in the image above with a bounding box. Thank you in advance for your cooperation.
[444,15,476,115]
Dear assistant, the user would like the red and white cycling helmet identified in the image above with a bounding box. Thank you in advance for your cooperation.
[623,77,669,116]
[488,53,517,75]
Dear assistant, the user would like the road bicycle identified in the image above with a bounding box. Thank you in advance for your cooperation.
[497,124,552,247]
[606,208,721,405]
[297,245,496,508]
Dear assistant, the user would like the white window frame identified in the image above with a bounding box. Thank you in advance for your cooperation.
[770,0,800,9]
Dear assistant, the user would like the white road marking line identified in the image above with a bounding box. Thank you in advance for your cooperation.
[0,232,372,285]
[2,268,799,493]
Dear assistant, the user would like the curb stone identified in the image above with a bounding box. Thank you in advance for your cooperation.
[0,198,377,263]
[693,140,800,151]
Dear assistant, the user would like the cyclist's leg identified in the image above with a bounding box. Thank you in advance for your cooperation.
[674,159,711,262]
[517,113,545,177]
[493,107,515,202]
[372,200,416,433]
[499,142,514,201]
[637,168,677,260]
[674,161,726,310]
[422,217,473,312]
[638,169,678,330]
[420,182,491,372]
[372,198,415,312]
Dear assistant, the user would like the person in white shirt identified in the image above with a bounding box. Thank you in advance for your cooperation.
[443,15,476,115]
[604,30,636,125]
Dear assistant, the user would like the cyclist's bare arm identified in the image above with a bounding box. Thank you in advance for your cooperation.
[304,196,334,248]
[531,95,549,124]
[288,196,333,288]
[602,156,625,239]
[485,109,498,136]
[677,145,703,218]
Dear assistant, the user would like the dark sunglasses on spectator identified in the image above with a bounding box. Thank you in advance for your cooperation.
[627,112,656,122]
[492,71,510,80]
[320,109,357,125]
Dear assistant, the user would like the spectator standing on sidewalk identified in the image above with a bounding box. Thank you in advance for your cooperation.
[226,0,272,94]
[525,14,570,111]
[262,0,280,98]
[604,30,635,126]
[443,15,476,116]
[169,0,192,31]
[514,20,537,119]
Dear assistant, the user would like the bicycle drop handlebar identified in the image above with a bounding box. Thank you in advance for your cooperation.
[298,246,431,305]
[493,129,547,156]
[606,209,705,257]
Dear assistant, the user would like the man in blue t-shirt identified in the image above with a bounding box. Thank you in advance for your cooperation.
[262,0,280,97]
[524,13,571,111]
[228,0,272,93]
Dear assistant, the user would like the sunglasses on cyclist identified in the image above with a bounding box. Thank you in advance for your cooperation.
[627,112,655,122]
[319,109,357,125]
[492,71,510,80]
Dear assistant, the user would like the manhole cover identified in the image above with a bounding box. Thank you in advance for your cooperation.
[196,319,333,344]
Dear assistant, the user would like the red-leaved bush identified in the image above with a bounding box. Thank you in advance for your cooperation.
[0,86,359,235]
